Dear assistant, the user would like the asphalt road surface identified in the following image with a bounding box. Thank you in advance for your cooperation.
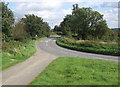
[1,41,57,86]
[38,36,119,62]
[1,36,118,86]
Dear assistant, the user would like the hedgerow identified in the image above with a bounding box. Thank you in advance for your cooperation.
[56,37,119,56]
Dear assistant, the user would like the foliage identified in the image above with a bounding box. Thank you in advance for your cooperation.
[1,1,51,71]
[1,2,14,40]
[53,25,61,32]
[30,57,118,85]
[56,37,119,56]
[101,29,118,42]
[1,2,50,41]
[1,39,35,70]
[1,3,51,70]
[23,14,50,38]
[12,20,28,41]
[1,37,46,70]
[54,6,118,41]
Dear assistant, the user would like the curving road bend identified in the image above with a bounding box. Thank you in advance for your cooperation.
[38,37,119,62]
[1,37,119,86]
[1,40,57,86]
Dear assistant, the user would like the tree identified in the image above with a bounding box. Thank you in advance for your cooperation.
[53,25,61,32]
[92,20,108,39]
[72,4,79,11]
[59,7,109,40]
[59,4,117,41]
[12,20,27,41]
[40,22,50,37]
[1,2,14,39]
[23,14,50,38]
[60,15,72,36]
[102,29,118,41]
[72,7,109,40]
[23,14,41,37]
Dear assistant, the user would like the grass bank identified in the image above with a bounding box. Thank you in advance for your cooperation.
[1,37,46,70]
[50,34,59,37]
[56,37,119,56]
[30,57,118,85]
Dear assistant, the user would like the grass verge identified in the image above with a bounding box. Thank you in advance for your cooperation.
[1,37,46,70]
[56,37,119,56]
[50,34,59,37]
[30,57,118,85]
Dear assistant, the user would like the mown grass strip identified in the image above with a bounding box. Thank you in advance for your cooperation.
[30,57,118,85]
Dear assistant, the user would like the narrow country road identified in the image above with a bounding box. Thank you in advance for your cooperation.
[1,40,57,86]
[1,36,118,86]
[38,36,118,62]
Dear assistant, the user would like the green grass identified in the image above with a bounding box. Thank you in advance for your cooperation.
[1,37,46,70]
[30,57,118,85]
[56,37,119,56]
[50,34,59,37]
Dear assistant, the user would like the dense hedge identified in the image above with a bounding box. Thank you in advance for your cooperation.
[56,37,120,56]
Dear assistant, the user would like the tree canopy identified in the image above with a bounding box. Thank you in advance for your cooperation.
[23,14,50,38]
[72,7,109,40]
[1,2,50,41]
[55,7,112,40]
[1,2,14,39]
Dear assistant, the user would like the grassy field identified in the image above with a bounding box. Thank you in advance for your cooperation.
[56,37,119,56]
[30,57,118,85]
[1,37,46,70]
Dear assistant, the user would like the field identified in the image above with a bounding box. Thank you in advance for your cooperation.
[1,37,46,70]
[30,57,118,85]
[56,37,119,56]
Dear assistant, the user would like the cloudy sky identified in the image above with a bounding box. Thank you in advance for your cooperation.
[3,0,120,29]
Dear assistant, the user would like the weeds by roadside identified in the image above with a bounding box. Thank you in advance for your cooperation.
[1,37,46,70]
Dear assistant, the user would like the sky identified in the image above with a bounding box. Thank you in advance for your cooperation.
[2,0,120,29]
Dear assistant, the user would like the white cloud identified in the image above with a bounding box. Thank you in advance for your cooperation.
[92,2,119,8]
[15,2,62,12]
[11,2,73,28]
[102,8,118,28]
[4,0,119,28]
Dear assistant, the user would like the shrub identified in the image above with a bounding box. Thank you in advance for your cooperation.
[56,37,119,56]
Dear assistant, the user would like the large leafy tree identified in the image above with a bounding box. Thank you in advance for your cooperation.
[23,14,42,37]
[59,7,109,40]
[72,7,109,40]
[39,22,50,37]
[60,15,72,35]
[23,14,50,37]
[1,2,14,38]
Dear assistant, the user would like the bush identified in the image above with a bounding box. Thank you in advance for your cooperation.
[56,37,119,56]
